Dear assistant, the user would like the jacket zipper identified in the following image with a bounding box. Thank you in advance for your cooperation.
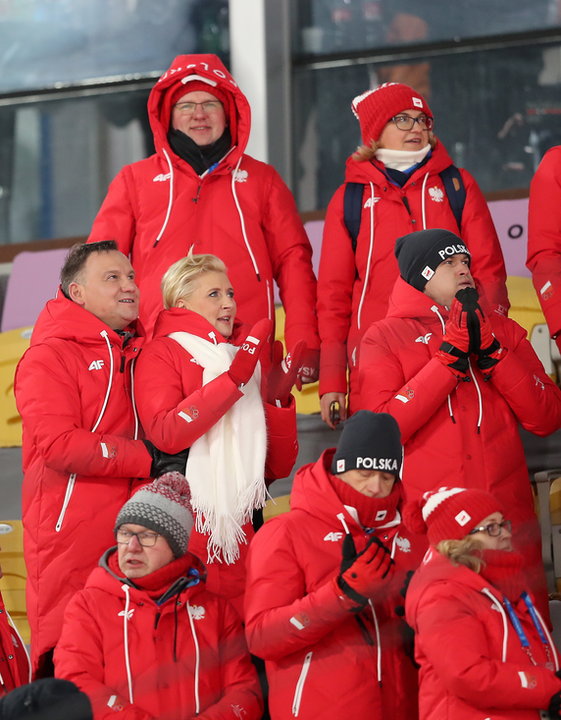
[292,651,313,717]
[55,473,77,532]
[266,280,273,321]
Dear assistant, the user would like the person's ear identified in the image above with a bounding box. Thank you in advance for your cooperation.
[68,281,85,306]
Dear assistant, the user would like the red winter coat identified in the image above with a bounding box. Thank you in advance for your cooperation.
[317,143,508,402]
[0,593,31,694]
[54,550,262,720]
[528,144,561,351]
[14,292,152,669]
[405,549,561,720]
[135,308,298,615]
[88,53,319,347]
[244,449,426,720]
[358,277,561,609]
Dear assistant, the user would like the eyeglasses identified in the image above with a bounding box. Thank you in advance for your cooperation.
[173,101,223,115]
[469,519,512,537]
[116,528,159,547]
[390,114,434,131]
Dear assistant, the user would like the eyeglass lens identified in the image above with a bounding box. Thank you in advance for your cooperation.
[392,114,433,131]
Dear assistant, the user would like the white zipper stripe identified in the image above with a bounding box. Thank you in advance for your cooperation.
[292,651,312,716]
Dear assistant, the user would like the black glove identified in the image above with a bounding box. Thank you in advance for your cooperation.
[455,287,482,354]
[549,690,561,718]
[143,440,189,478]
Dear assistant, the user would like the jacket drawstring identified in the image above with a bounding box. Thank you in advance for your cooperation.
[231,157,261,281]
[336,512,351,535]
[420,172,429,229]
[121,584,134,704]
[481,587,509,662]
[468,359,484,433]
[430,305,456,424]
[356,182,375,331]
[208,331,218,346]
[56,330,114,532]
[153,148,175,248]
[173,600,179,662]
[5,608,32,684]
[186,601,201,715]
[129,359,139,440]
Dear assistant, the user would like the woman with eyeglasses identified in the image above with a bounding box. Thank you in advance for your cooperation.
[317,82,508,428]
[404,486,561,720]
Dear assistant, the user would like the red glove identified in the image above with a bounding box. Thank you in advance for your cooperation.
[267,340,307,406]
[475,307,506,375]
[435,298,470,375]
[297,347,320,384]
[336,534,395,607]
[228,319,272,387]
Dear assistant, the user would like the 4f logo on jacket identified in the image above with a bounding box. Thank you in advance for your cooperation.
[88,360,105,371]
[415,333,432,344]
[323,532,344,542]
[363,196,380,209]
[153,173,171,182]
[118,608,135,620]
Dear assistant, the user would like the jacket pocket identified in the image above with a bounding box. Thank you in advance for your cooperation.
[55,473,77,532]
[291,650,313,717]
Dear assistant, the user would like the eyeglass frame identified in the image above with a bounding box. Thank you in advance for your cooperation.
[390,113,434,131]
[116,527,160,547]
[173,100,223,115]
[468,519,512,537]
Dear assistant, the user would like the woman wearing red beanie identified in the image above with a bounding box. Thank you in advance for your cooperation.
[404,487,561,720]
[317,81,508,427]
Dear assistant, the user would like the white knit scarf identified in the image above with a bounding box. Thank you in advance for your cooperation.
[168,331,267,564]
[375,144,431,171]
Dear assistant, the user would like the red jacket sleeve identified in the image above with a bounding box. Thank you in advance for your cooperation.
[414,583,561,711]
[196,601,263,720]
[261,167,319,353]
[263,398,298,481]
[528,146,561,339]
[244,517,353,661]
[54,592,154,720]
[486,318,561,435]
[459,168,509,315]
[135,340,243,454]
[88,167,137,256]
[358,326,459,444]
[317,185,356,396]
[15,346,152,479]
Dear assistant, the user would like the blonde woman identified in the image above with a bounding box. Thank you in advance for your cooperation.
[135,252,301,616]
[404,487,561,720]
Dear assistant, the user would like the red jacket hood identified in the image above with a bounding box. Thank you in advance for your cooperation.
[152,307,246,344]
[343,140,454,184]
[386,276,449,323]
[31,289,144,347]
[148,53,251,170]
[406,547,495,624]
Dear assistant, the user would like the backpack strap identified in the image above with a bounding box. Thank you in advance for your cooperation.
[343,182,365,253]
[439,165,466,233]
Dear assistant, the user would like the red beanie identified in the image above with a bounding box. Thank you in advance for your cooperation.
[352,82,432,145]
[403,487,501,546]
[166,79,237,143]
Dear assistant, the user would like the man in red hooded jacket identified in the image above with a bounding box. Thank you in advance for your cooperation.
[245,410,425,720]
[14,241,184,677]
[88,53,319,383]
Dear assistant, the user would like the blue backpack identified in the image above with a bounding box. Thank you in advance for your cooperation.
[343,165,466,251]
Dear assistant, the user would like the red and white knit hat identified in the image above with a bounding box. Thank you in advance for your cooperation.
[351,82,432,145]
[403,486,501,546]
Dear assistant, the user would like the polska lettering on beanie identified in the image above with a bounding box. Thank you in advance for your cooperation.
[395,228,471,292]
[403,486,501,546]
[114,472,194,558]
[352,82,432,145]
[331,410,402,477]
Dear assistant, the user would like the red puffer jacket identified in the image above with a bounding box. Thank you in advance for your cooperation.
[88,53,319,348]
[14,292,152,669]
[406,549,561,720]
[134,308,298,615]
[317,143,508,402]
[244,449,426,720]
[0,592,31,694]
[528,144,561,351]
[54,550,262,720]
[358,277,561,610]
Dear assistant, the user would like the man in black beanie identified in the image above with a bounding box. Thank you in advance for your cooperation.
[357,228,561,617]
[245,410,426,720]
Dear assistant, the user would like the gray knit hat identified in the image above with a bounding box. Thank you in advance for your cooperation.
[114,472,194,558]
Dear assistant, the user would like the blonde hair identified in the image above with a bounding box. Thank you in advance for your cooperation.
[436,536,485,573]
[352,133,437,162]
[161,251,227,309]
